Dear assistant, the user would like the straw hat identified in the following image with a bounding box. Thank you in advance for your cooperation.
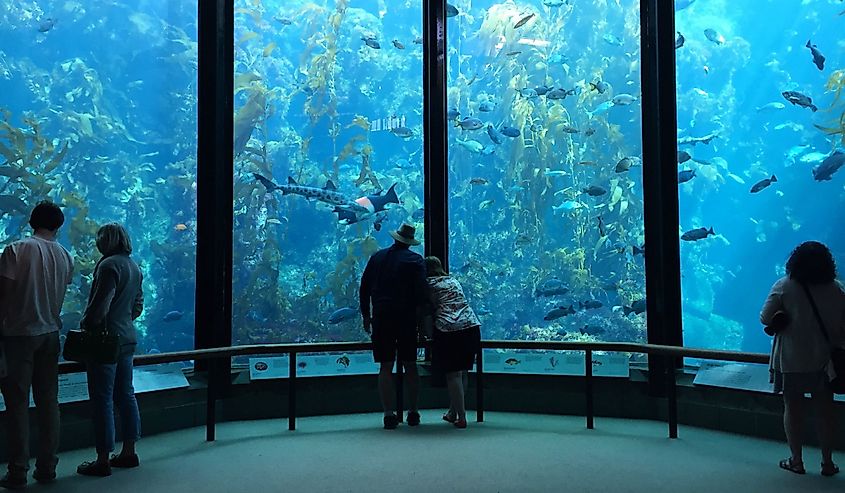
[390,223,421,246]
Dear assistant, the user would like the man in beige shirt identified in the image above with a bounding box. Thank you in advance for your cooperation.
[0,201,74,488]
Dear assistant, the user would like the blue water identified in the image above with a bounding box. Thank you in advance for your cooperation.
[0,0,842,357]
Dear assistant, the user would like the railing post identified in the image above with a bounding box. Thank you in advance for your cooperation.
[206,357,216,441]
[289,352,296,431]
[667,355,678,438]
[476,345,484,423]
[396,353,404,422]
[585,349,594,430]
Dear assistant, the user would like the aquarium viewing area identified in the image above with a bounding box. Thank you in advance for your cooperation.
[1,0,844,491]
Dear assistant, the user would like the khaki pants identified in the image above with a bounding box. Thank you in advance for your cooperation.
[0,332,60,474]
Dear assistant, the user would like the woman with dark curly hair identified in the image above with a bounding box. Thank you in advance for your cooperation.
[761,241,845,476]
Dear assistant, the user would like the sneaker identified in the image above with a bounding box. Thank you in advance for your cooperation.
[109,454,139,469]
[406,411,421,427]
[454,417,467,429]
[0,472,27,490]
[77,461,111,477]
[32,469,56,484]
[383,415,399,430]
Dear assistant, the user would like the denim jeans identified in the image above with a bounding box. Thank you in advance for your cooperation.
[86,344,141,454]
[0,332,60,474]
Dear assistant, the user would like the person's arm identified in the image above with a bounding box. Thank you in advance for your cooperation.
[81,263,118,331]
[760,279,785,326]
[360,258,373,333]
[0,246,17,329]
[132,271,144,321]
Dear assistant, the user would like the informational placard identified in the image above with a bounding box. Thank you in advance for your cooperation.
[249,353,379,380]
[481,351,629,377]
[693,362,773,393]
[0,364,188,411]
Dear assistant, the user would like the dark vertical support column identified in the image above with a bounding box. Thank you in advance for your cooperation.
[475,346,483,423]
[197,0,234,441]
[666,354,678,438]
[289,352,296,431]
[585,349,594,430]
[423,0,448,269]
[640,0,682,396]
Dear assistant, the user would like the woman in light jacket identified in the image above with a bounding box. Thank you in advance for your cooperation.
[77,223,144,477]
[425,256,481,429]
[761,241,845,476]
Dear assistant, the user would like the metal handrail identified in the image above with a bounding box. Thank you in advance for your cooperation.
[57,340,771,440]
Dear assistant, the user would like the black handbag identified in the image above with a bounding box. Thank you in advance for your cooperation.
[62,323,119,365]
[801,283,845,394]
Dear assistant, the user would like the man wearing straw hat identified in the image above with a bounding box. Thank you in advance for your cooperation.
[360,223,428,429]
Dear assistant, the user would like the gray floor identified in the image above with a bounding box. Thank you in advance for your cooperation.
[28,412,843,492]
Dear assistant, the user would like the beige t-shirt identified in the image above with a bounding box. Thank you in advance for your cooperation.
[0,236,74,336]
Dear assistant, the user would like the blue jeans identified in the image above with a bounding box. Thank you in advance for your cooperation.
[86,345,141,454]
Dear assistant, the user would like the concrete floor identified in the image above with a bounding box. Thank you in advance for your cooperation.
[25,412,844,492]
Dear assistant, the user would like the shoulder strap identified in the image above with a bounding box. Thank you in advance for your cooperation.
[801,282,831,345]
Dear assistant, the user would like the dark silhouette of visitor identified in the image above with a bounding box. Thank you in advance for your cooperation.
[0,201,73,489]
[359,223,428,429]
[424,256,481,429]
[76,223,144,477]
[760,241,845,476]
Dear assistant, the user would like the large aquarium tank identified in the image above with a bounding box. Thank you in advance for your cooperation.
[0,1,198,354]
[674,0,845,354]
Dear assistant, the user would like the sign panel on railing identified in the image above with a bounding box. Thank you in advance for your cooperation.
[481,350,630,377]
[250,352,379,380]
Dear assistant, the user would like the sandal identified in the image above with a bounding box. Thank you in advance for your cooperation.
[779,458,805,475]
[821,462,840,477]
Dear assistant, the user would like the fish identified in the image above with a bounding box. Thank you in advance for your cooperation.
[678,150,692,164]
[478,199,495,210]
[519,88,539,99]
[603,34,623,46]
[446,3,459,17]
[373,212,387,232]
[328,307,358,324]
[361,37,381,49]
[164,311,184,322]
[559,125,579,134]
[390,126,414,138]
[487,124,503,144]
[535,85,553,96]
[336,355,350,367]
[544,169,568,177]
[412,208,425,221]
[447,108,461,120]
[786,145,810,162]
[678,169,696,183]
[535,278,569,297]
[392,39,405,50]
[806,40,825,71]
[587,101,614,119]
[756,102,786,113]
[254,174,370,215]
[681,227,715,242]
[580,325,605,336]
[589,80,609,94]
[800,151,828,164]
[514,13,535,29]
[782,91,817,112]
[615,157,637,173]
[469,178,489,185]
[612,94,638,106]
[542,0,568,6]
[579,300,603,310]
[547,88,577,100]
[582,185,607,196]
[335,185,401,224]
[0,195,28,215]
[675,0,696,11]
[505,358,521,365]
[456,139,485,153]
[677,133,718,146]
[174,223,189,231]
[456,117,484,130]
[812,151,845,181]
[553,201,583,213]
[274,17,293,25]
[544,305,576,321]
[623,299,646,316]
[675,32,685,49]
[38,18,56,33]
[479,101,496,112]
[704,28,725,45]
[504,51,523,57]
[499,126,521,138]
[750,175,777,193]
[413,37,423,44]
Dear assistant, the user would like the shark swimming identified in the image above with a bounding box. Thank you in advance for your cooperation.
[254,173,400,223]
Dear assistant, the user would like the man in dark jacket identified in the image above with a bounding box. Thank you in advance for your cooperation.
[360,223,428,429]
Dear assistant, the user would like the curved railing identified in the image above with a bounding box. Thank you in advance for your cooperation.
[57,341,770,440]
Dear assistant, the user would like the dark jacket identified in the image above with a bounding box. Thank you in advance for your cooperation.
[360,244,428,319]
[81,254,144,346]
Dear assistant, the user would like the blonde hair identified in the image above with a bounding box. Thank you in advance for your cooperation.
[96,223,133,256]
[425,256,448,277]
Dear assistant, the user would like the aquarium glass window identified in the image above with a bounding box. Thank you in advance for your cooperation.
[232,1,424,345]
[446,1,646,344]
[0,2,198,354]
[675,1,845,354]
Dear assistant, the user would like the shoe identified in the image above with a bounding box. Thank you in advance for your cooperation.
[822,462,840,477]
[32,469,56,484]
[442,413,457,424]
[109,454,139,468]
[779,458,805,475]
[406,411,421,427]
[454,418,467,429]
[77,461,111,477]
[383,415,399,430]
[0,472,26,490]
